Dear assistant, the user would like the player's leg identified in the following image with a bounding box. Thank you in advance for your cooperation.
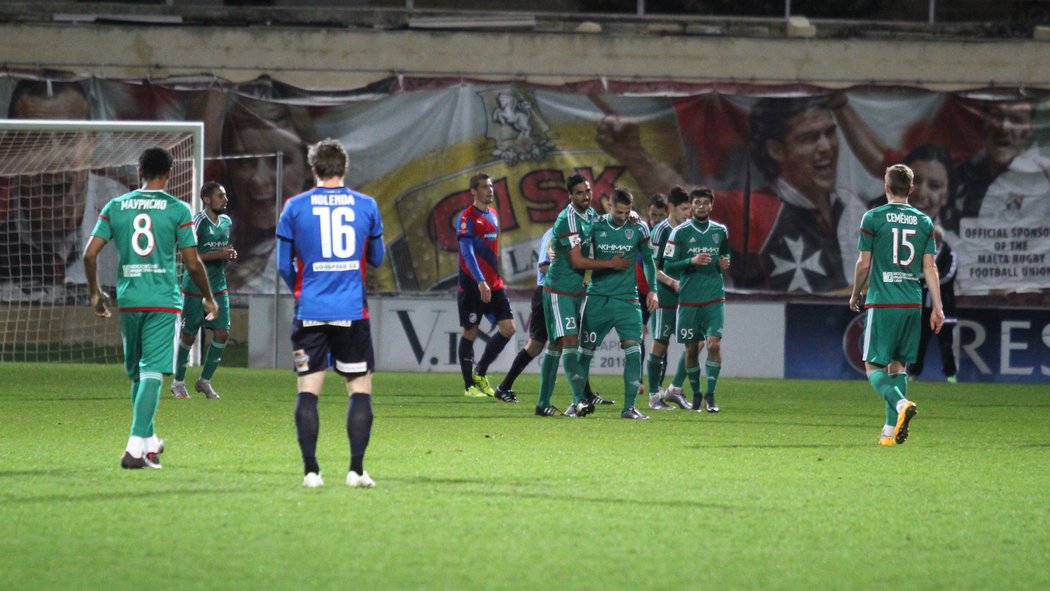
[497,286,547,402]
[646,306,675,410]
[457,289,484,397]
[937,320,958,382]
[292,321,328,487]
[118,313,149,468]
[676,306,705,409]
[574,301,613,417]
[124,312,179,469]
[889,309,922,443]
[701,304,725,412]
[907,308,933,380]
[331,321,377,488]
[172,295,202,399]
[473,290,515,395]
[863,309,913,444]
[562,296,591,415]
[196,293,231,400]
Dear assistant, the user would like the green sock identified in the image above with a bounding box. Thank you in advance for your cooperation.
[130,375,162,438]
[129,380,139,405]
[868,369,903,406]
[885,401,897,427]
[670,353,687,389]
[686,365,702,396]
[891,372,908,400]
[201,341,226,381]
[623,345,643,410]
[705,361,721,396]
[174,341,191,381]
[537,349,561,408]
[577,348,595,400]
[647,353,665,394]
[563,346,584,405]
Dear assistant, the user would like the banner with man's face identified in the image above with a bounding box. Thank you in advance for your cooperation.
[2,74,1048,298]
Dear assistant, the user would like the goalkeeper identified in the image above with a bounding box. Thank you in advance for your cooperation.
[171,182,237,400]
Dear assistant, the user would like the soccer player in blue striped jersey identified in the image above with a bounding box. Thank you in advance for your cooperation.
[276,138,385,489]
[456,173,516,399]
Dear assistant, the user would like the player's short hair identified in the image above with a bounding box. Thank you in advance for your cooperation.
[648,193,668,210]
[566,173,588,193]
[611,187,634,207]
[200,181,224,201]
[690,186,715,202]
[139,147,173,180]
[667,185,690,207]
[469,172,491,191]
[885,164,914,198]
[7,78,88,119]
[308,138,348,181]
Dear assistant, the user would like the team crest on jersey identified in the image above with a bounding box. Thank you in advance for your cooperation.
[478,87,556,165]
[712,233,721,244]
[625,229,634,240]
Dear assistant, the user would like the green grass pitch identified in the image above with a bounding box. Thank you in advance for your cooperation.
[1,363,1048,590]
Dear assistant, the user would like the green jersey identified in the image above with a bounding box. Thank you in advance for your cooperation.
[663,218,730,305]
[544,204,597,295]
[858,202,935,306]
[181,211,233,295]
[91,189,195,311]
[587,215,655,300]
[649,218,683,306]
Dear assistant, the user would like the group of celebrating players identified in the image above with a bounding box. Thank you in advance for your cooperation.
[453,172,731,421]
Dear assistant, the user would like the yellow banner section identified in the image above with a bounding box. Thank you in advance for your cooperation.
[360,119,682,292]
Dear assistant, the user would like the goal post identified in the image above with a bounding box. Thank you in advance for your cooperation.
[0,119,204,364]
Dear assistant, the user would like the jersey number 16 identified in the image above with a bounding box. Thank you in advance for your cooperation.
[313,206,356,258]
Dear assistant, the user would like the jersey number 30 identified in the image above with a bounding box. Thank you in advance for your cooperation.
[313,206,356,258]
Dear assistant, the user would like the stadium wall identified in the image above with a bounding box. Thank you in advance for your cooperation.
[0,22,1048,89]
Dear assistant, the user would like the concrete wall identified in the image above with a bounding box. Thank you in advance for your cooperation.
[1,21,1048,90]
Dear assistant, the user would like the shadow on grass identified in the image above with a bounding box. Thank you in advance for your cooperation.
[388,476,744,511]
[0,486,252,505]
[692,443,872,449]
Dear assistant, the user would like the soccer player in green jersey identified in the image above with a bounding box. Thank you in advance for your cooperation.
[663,187,731,412]
[171,182,237,400]
[645,186,695,411]
[573,188,658,419]
[536,173,630,417]
[83,147,217,470]
[849,164,944,446]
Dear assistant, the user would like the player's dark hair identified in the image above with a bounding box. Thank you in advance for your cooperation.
[200,181,224,201]
[139,147,173,180]
[469,172,491,191]
[885,164,914,197]
[308,138,348,181]
[566,173,588,193]
[611,187,634,207]
[690,186,715,202]
[667,185,690,207]
[7,78,89,119]
[648,193,668,210]
[748,96,832,180]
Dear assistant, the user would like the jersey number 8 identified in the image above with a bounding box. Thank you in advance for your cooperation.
[313,206,356,258]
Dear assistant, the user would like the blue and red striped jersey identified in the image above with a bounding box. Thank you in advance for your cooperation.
[457,204,504,290]
[276,186,384,321]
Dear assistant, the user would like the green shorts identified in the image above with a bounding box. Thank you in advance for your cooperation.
[676,301,724,344]
[580,295,643,348]
[862,306,922,366]
[120,311,180,380]
[181,291,231,333]
[650,305,677,343]
[542,288,583,342]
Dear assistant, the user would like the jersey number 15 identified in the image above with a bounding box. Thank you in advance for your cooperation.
[891,228,917,266]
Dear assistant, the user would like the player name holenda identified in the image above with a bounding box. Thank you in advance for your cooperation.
[311,194,356,206]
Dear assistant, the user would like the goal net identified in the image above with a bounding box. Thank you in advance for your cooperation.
[0,120,203,363]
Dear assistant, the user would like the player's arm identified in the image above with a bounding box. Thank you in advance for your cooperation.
[199,247,237,262]
[640,241,659,311]
[457,217,492,302]
[923,252,945,333]
[718,231,731,270]
[83,236,111,318]
[182,246,217,320]
[939,245,957,285]
[849,250,871,312]
[566,237,629,271]
[276,236,296,292]
[366,204,386,268]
